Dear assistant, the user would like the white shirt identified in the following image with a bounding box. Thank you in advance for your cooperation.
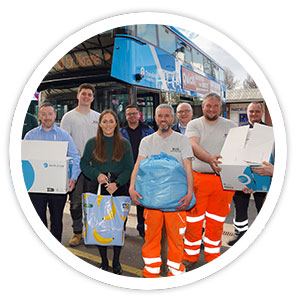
[60,108,100,157]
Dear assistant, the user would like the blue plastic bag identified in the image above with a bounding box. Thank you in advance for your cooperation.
[82,189,131,246]
[135,152,195,211]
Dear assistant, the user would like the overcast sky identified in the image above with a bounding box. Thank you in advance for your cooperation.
[178,28,248,87]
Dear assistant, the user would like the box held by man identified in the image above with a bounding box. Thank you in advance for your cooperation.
[21,140,72,194]
[220,123,274,192]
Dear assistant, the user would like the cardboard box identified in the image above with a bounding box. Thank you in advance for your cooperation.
[220,123,274,192]
[21,140,72,194]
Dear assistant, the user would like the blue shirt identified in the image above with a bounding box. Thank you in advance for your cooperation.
[24,124,81,181]
[178,123,186,135]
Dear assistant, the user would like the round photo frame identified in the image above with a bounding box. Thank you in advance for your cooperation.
[9,12,286,290]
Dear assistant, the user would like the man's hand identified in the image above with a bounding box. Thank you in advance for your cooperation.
[242,187,254,194]
[252,161,274,176]
[68,178,76,192]
[129,187,143,205]
[176,192,193,210]
[208,154,222,175]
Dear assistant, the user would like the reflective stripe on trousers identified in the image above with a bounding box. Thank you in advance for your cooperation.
[184,172,234,263]
[142,208,186,277]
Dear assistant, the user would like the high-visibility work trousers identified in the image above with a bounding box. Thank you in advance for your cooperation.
[142,208,186,278]
[184,172,234,263]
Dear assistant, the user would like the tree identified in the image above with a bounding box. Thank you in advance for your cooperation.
[224,67,240,90]
[243,74,258,89]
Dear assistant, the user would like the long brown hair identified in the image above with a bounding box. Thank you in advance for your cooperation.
[93,109,124,164]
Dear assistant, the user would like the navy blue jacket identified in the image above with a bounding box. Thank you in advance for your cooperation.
[120,121,154,142]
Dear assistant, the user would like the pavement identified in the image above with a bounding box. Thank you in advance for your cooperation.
[59,196,258,277]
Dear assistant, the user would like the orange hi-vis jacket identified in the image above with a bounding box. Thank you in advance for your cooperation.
[142,208,186,278]
[184,172,235,263]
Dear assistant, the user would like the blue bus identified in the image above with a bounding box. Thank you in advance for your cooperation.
[38,24,226,126]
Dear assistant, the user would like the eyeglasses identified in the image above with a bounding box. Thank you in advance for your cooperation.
[126,112,139,116]
[177,110,191,114]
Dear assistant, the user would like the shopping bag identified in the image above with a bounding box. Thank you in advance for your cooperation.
[82,185,131,246]
[135,152,195,211]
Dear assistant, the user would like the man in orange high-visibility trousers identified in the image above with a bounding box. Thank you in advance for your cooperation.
[184,93,236,264]
[129,104,194,278]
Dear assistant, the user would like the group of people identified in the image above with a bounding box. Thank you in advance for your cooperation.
[23,83,273,277]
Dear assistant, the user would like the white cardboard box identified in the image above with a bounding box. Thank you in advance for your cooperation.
[220,123,274,192]
[21,140,72,194]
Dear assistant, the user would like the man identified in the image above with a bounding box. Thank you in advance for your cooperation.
[24,103,81,242]
[120,104,154,238]
[228,102,268,246]
[60,83,100,246]
[129,104,194,277]
[172,102,193,134]
[184,92,236,264]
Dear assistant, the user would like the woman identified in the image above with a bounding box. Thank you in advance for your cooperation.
[80,109,134,274]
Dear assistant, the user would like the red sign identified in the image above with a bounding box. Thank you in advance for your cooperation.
[182,66,220,94]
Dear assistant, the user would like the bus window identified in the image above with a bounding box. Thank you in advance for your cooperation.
[115,25,135,36]
[175,39,192,65]
[185,45,192,65]
[219,68,225,82]
[212,63,220,80]
[203,56,213,77]
[192,48,204,72]
[158,26,176,54]
[136,24,158,46]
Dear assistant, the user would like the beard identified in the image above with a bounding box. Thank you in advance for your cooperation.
[204,113,219,121]
[158,125,171,133]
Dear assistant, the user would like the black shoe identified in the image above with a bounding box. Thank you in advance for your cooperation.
[139,231,145,239]
[99,262,109,271]
[228,231,246,246]
[113,263,122,275]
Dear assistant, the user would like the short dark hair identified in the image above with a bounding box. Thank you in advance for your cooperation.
[125,104,139,110]
[204,92,221,103]
[78,83,95,96]
[39,102,56,112]
[248,102,264,111]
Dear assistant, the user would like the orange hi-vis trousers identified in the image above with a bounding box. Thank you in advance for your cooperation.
[142,208,186,278]
[184,172,234,263]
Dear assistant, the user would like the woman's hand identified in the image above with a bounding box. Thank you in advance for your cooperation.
[97,173,109,185]
[105,182,118,195]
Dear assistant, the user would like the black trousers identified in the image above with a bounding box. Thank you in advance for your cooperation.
[232,191,266,226]
[29,192,67,242]
[68,173,91,234]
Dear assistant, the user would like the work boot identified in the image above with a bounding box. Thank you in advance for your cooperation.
[182,259,195,271]
[69,233,82,247]
[227,231,246,246]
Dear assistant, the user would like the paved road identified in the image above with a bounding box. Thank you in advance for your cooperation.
[58,197,258,277]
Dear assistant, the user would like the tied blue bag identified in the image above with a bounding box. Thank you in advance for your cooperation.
[82,185,131,246]
[135,152,195,211]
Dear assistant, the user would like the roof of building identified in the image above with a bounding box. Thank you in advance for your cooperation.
[226,88,264,103]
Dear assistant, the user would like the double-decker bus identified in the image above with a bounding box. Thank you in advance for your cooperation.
[37,24,226,127]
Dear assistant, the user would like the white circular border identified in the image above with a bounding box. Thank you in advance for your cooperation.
[9,12,287,290]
